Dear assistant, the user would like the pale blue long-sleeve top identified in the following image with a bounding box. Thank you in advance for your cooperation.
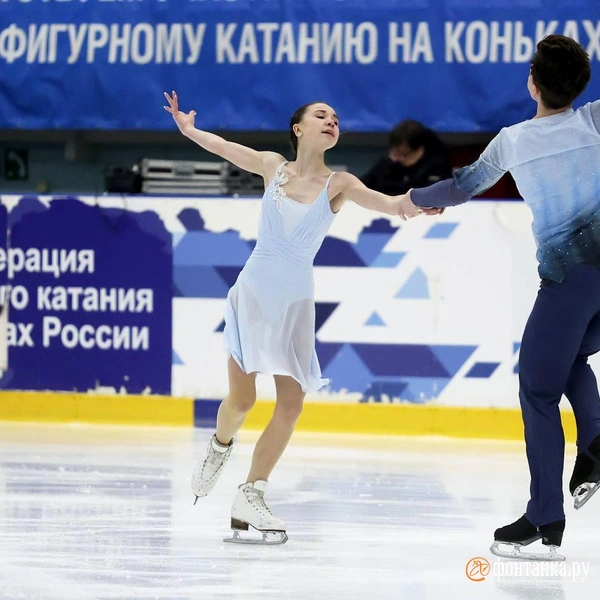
[412,101,600,282]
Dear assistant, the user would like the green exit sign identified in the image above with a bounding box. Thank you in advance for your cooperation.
[4,148,29,181]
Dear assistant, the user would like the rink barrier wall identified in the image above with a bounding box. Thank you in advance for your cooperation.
[0,392,577,442]
[5,194,590,410]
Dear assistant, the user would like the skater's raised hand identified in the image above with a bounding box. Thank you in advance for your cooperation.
[164,91,196,134]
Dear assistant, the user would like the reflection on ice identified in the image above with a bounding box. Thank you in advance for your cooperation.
[0,423,596,599]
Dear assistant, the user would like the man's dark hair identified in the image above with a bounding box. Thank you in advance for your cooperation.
[530,35,591,109]
[389,120,429,150]
[388,120,449,161]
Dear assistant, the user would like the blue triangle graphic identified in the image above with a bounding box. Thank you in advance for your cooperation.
[395,268,429,299]
[365,312,386,326]
[430,345,477,377]
[354,233,392,265]
[173,350,184,365]
[172,232,185,249]
[323,345,373,394]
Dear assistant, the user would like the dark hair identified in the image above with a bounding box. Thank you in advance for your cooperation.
[389,120,429,150]
[289,102,321,157]
[530,35,591,109]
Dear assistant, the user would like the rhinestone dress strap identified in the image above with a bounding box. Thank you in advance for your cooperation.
[272,161,289,214]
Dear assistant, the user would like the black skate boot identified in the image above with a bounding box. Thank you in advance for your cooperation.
[490,515,565,561]
[570,435,600,510]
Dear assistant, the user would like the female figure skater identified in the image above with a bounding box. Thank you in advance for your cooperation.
[164,92,436,544]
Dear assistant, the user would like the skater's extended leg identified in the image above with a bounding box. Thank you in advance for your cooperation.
[216,356,258,444]
[246,374,304,483]
[191,357,257,500]
[224,375,304,545]
[519,265,600,526]
[563,309,600,507]
[564,312,600,453]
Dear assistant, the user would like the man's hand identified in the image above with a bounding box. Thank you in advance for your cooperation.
[398,190,445,220]
[421,207,446,216]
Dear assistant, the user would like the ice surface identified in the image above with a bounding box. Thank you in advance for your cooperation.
[0,423,596,599]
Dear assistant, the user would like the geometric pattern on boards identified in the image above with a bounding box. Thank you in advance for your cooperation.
[465,362,501,378]
[394,267,429,299]
[320,342,477,403]
[171,208,490,404]
[322,345,374,394]
[173,266,229,298]
[513,342,521,374]
[354,233,394,265]
[314,340,343,371]
[352,343,476,378]
[314,302,339,333]
[314,236,368,267]
[360,377,451,404]
[177,208,206,231]
[348,219,399,266]
[424,222,459,239]
[371,252,405,268]
[365,312,386,326]
[174,231,251,267]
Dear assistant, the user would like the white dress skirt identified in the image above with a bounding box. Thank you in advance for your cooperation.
[223,162,336,392]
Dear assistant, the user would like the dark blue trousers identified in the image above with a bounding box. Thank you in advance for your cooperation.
[520,263,600,526]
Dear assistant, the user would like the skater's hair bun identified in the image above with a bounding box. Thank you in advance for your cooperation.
[530,35,591,109]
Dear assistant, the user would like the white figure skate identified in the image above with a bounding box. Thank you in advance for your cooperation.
[191,435,232,504]
[223,480,288,545]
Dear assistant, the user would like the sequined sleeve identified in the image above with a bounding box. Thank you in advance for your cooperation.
[411,179,470,208]
[411,131,508,208]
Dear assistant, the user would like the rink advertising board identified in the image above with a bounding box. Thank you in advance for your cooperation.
[0,197,172,394]
[0,194,548,411]
[1,0,600,132]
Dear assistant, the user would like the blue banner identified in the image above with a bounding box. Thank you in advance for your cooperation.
[1,0,599,132]
[0,197,172,394]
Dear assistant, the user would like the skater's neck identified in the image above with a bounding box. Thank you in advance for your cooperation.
[533,102,572,119]
[290,149,329,178]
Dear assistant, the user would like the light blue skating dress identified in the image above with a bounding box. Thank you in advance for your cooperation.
[223,161,336,392]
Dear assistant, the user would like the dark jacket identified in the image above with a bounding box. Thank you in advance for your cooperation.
[360,133,452,196]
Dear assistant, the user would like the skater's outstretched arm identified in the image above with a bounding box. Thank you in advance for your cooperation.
[164,91,284,180]
[410,131,508,209]
[331,172,443,220]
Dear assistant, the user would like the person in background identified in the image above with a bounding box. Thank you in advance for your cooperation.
[360,120,453,196]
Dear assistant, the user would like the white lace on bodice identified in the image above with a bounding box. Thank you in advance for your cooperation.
[272,161,290,213]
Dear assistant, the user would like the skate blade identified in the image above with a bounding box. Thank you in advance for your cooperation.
[490,541,565,562]
[573,481,600,510]
[223,526,288,546]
